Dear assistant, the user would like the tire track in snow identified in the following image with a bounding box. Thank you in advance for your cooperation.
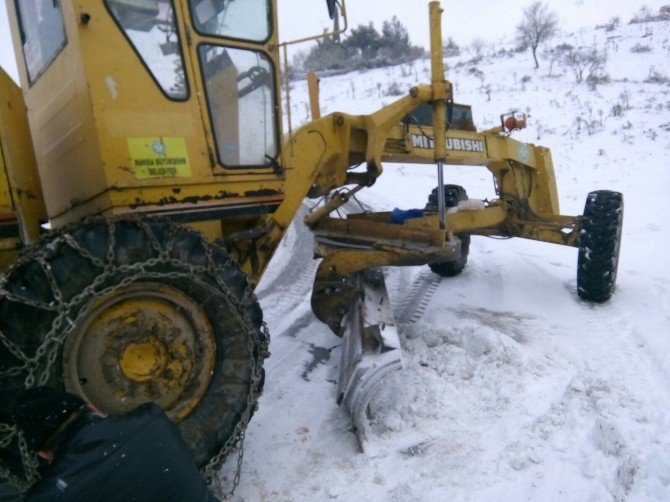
[256,203,320,337]
[580,306,670,402]
[259,199,372,335]
[638,280,670,398]
[256,203,340,386]
[521,306,670,499]
[392,269,442,327]
[500,366,643,501]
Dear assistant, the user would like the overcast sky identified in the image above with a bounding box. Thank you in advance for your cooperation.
[1,0,668,84]
[278,0,670,50]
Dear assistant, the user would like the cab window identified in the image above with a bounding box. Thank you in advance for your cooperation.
[15,0,67,84]
[198,45,277,168]
[190,0,271,43]
[105,0,189,100]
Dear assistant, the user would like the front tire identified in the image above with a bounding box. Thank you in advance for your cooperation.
[425,185,471,277]
[577,190,624,302]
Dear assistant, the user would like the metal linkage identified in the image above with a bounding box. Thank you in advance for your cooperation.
[436,161,446,229]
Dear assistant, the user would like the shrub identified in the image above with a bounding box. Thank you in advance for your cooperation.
[630,43,652,53]
[468,67,484,80]
[630,5,654,23]
[645,68,670,84]
[544,42,573,76]
[299,17,424,74]
[630,5,670,23]
[302,35,349,73]
[606,16,621,32]
[384,82,405,96]
[563,46,609,86]
[443,37,460,57]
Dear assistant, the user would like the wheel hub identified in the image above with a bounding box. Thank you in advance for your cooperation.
[119,337,169,382]
[63,282,216,421]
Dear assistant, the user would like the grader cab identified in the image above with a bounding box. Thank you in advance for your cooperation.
[0,0,622,493]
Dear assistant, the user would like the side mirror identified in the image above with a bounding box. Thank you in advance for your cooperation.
[326,0,337,19]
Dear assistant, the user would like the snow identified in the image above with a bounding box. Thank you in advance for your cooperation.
[219,18,670,502]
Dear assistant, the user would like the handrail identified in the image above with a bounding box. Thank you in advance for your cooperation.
[279,0,349,145]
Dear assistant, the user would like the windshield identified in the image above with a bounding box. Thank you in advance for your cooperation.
[106,0,188,100]
[189,0,271,42]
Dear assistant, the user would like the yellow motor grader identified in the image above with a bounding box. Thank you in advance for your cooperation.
[0,0,623,493]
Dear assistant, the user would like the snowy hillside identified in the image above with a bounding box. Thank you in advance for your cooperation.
[223,19,670,501]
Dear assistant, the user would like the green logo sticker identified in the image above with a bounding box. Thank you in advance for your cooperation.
[127,137,191,179]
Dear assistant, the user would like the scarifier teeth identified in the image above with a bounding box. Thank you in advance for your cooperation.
[337,270,403,450]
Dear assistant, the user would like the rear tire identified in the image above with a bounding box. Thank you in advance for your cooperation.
[425,185,470,277]
[577,190,624,302]
[0,217,266,473]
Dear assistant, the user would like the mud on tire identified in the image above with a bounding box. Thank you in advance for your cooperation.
[577,190,624,302]
[425,185,471,277]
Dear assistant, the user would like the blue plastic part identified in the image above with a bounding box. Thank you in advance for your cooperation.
[390,208,424,224]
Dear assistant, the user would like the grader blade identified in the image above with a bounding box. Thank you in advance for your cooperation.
[337,269,402,450]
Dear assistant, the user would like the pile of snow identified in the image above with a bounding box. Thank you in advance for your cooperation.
[223,18,670,501]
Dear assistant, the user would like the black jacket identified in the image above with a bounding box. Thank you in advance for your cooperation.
[25,403,217,501]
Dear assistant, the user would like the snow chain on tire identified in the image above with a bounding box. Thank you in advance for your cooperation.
[577,190,624,302]
[0,216,269,500]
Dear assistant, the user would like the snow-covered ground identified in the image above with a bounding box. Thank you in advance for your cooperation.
[221,19,670,501]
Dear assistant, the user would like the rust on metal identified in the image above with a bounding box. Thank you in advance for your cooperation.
[62,282,216,421]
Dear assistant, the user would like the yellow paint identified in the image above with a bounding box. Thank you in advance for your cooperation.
[127,137,192,180]
[0,68,47,243]
[429,1,447,162]
[2,0,581,289]
[4,0,284,227]
[307,72,321,120]
[166,359,184,379]
[120,336,169,382]
[0,142,12,212]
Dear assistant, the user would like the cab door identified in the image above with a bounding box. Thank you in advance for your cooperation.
[178,0,282,175]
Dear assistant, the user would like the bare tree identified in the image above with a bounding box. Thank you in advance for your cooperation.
[516,2,559,69]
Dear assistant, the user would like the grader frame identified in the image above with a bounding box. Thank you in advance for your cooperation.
[0,0,621,493]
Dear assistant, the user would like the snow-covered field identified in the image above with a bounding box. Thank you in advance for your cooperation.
[221,19,670,501]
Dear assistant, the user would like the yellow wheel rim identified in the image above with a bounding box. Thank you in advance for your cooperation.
[63,282,216,421]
